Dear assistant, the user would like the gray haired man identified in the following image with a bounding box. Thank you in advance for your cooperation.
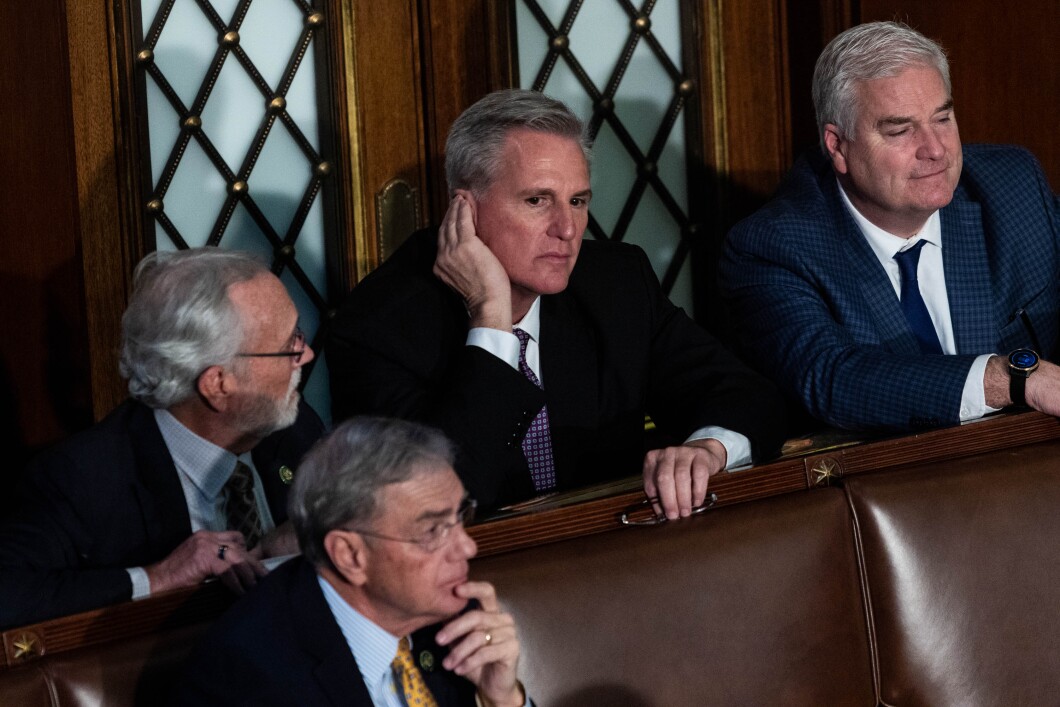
[176,417,527,707]
[722,21,1060,432]
[329,89,785,518]
[0,247,324,629]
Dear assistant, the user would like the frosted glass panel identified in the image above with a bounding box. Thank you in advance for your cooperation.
[515,0,693,314]
[137,0,331,424]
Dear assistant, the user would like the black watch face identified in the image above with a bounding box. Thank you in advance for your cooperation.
[1009,349,1039,369]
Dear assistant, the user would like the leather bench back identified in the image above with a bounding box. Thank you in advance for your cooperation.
[472,487,876,706]
[0,624,207,707]
[846,443,1060,707]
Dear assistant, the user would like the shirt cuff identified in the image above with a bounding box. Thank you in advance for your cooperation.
[959,354,1002,421]
[474,683,531,707]
[127,567,151,600]
[466,327,521,371]
[686,426,753,470]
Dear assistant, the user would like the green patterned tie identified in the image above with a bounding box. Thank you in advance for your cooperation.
[223,460,264,549]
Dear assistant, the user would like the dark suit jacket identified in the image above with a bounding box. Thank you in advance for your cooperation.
[328,230,785,509]
[173,557,477,706]
[0,399,324,629]
[721,144,1060,431]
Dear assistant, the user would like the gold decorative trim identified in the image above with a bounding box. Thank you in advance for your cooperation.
[808,456,843,487]
[339,0,370,283]
[9,630,43,663]
[375,179,421,263]
[704,0,729,174]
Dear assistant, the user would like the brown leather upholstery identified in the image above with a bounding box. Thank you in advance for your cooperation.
[846,439,1060,707]
[0,624,208,707]
[6,441,1060,706]
[473,487,876,706]
[0,664,53,707]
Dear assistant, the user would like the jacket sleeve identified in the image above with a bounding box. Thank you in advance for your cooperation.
[327,289,544,510]
[0,450,133,629]
[628,246,787,460]
[720,218,978,431]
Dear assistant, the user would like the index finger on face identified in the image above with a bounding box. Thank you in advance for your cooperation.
[454,580,498,612]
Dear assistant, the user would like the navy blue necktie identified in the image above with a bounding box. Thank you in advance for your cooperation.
[893,240,943,354]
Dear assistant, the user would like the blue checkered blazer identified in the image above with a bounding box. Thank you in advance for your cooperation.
[720,145,1060,431]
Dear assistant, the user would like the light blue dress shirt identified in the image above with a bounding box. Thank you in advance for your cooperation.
[126,410,275,598]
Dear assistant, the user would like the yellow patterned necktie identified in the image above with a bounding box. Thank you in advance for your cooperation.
[392,637,438,707]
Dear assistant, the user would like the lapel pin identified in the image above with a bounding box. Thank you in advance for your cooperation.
[278,465,294,484]
[419,650,435,672]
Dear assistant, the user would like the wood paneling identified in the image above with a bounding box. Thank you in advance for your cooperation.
[418,1,515,223]
[65,0,140,421]
[469,409,1060,557]
[685,0,795,330]
[0,0,91,474]
[856,1,1058,188]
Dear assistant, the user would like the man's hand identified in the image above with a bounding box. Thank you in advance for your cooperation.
[144,530,266,596]
[642,438,727,521]
[433,194,513,331]
[435,581,524,707]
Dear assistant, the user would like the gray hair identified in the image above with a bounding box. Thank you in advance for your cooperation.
[288,417,457,570]
[119,248,269,408]
[813,21,951,147]
[445,88,592,195]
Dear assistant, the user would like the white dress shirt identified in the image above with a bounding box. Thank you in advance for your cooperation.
[837,184,1000,421]
[467,297,753,470]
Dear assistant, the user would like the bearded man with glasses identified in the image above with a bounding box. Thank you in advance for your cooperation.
[0,247,325,630]
[176,417,529,707]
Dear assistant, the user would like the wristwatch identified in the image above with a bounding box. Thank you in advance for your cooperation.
[1007,348,1040,406]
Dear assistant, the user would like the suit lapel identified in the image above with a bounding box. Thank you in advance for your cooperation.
[287,560,376,706]
[940,197,996,353]
[827,180,923,354]
[539,292,600,449]
[127,403,192,554]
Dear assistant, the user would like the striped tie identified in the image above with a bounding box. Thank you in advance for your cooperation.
[223,460,264,549]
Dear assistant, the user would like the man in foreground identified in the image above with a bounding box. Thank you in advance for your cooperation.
[721,21,1060,432]
[176,417,527,707]
[0,248,323,628]
[329,89,785,517]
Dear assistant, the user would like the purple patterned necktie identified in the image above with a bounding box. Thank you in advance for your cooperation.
[513,328,557,491]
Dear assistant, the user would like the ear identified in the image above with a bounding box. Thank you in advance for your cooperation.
[822,124,849,175]
[453,188,479,227]
[196,364,236,413]
[324,529,370,587]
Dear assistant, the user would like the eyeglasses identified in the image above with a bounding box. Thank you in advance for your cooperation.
[619,493,718,526]
[347,497,477,553]
[237,327,307,364]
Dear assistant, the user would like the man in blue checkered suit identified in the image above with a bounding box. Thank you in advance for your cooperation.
[721,21,1060,432]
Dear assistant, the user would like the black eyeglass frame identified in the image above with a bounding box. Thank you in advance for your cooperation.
[237,327,307,363]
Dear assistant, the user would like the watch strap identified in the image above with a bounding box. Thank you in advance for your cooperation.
[1010,372,1028,407]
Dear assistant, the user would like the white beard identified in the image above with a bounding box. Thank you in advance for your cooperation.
[236,367,302,439]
